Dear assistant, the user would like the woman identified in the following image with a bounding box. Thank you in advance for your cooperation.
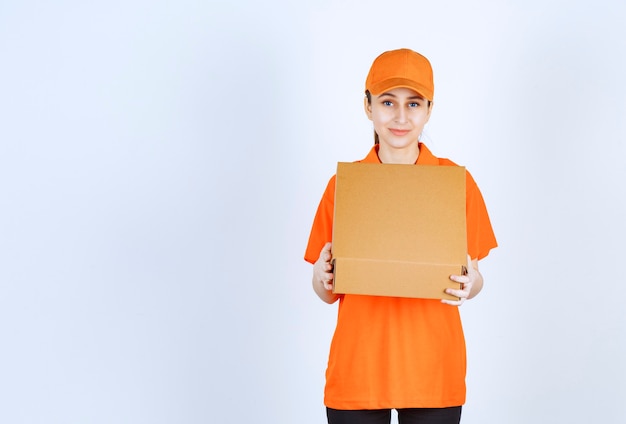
[304,48,497,424]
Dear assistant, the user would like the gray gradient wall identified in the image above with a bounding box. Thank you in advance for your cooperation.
[1,1,624,423]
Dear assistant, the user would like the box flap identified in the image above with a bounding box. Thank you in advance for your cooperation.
[333,258,463,300]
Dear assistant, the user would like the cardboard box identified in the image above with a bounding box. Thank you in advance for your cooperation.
[331,162,467,300]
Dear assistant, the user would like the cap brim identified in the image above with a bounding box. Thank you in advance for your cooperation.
[368,78,433,101]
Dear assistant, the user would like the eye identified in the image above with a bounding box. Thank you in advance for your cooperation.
[382,100,393,106]
[408,102,420,108]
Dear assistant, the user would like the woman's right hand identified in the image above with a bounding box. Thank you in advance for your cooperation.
[312,242,338,303]
[313,242,334,290]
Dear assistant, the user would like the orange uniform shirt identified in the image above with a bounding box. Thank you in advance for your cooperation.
[304,143,497,410]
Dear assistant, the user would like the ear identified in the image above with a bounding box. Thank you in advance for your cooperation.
[364,96,373,121]
[425,101,434,123]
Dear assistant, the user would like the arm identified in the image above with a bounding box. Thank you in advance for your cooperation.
[312,242,340,304]
[441,255,483,306]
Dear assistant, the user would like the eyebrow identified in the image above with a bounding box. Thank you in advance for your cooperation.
[379,92,425,101]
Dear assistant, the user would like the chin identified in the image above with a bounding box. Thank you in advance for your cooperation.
[382,139,419,149]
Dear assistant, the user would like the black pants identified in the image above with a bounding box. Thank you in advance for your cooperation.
[327,406,462,424]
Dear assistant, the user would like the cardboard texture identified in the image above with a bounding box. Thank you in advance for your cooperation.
[332,162,467,300]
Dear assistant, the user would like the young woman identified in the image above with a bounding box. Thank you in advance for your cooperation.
[304,49,497,424]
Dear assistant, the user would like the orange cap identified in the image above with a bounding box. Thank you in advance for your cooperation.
[365,48,434,101]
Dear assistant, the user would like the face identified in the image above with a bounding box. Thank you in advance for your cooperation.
[365,87,432,153]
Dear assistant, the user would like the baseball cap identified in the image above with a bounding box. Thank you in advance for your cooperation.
[365,48,434,101]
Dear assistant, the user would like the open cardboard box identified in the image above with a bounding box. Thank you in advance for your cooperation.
[331,162,467,300]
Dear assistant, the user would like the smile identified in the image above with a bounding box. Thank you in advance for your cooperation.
[389,129,410,136]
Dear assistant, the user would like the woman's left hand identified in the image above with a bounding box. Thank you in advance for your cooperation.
[441,255,483,306]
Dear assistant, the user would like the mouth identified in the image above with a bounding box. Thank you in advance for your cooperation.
[389,129,410,136]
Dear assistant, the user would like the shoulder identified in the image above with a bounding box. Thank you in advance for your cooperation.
[323,174,337,198]
[435,156,480,192]
[437,157,458,167]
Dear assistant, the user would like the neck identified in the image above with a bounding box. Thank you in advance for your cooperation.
[377,143,420,164]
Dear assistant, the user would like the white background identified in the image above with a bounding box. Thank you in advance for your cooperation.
[1,1,625,423]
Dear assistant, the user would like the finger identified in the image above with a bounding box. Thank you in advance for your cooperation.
[449,274,469,284]
[445,289,468,299]
[320,244,333,263]
[446,281,471,297]
[441,298,465,306]
[323,278,334,290]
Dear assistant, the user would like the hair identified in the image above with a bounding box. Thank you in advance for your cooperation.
[365,90,432,145]
[365,91,380,145]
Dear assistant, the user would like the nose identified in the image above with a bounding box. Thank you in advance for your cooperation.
[394,106,407,123]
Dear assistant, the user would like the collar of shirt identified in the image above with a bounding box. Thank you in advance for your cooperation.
[359,143,439,165]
